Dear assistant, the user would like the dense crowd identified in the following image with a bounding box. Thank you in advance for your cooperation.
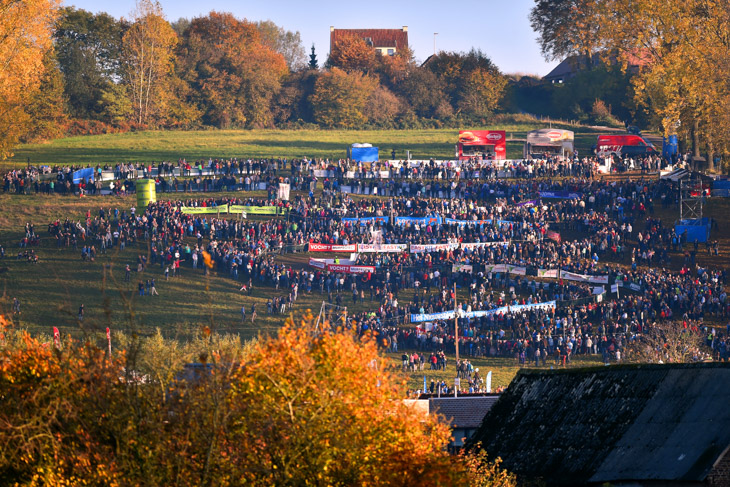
[8,153,728,396]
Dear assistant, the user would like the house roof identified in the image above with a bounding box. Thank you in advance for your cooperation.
[467,363,730,485]
[430,396,500,429]
[330,28,408,50]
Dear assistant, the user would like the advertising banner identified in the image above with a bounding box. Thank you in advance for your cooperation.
[452,264,473,273]
[309,257,357,269]
[394,216,441,226]
[232,205,287,215]
[538,191,581,199]
[537,269,560,279]
[356,243,407,253]
[460,241,509,250]
[409,243,459,253]
[342,216,390,226]
[308,242,358,252]
[560,271,609,285]
[180,207,224,215]
[277,183,290,201]
[326,264,375,274]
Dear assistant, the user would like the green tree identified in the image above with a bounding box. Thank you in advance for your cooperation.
[54,7,126,120]
[529,0,602,66]
[308,44,318,70]
[22,50,68,142]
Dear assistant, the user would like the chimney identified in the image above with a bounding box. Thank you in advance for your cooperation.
[330,26,335,32]
[402,26,408,32]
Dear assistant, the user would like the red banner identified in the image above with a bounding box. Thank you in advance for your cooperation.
[308,241,357,252]
[326,264,375,274]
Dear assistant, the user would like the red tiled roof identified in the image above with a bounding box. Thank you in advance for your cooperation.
[330,28,408,50]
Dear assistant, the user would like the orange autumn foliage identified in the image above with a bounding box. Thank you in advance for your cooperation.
[0,313,514,485]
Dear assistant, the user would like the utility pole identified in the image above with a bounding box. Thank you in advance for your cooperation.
[433,33,438,55]
[453,282,459,363]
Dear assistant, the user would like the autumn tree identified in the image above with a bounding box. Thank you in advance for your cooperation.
[397,67,450,119]
[327,33,377,73]
[364,86,401,126]
[458,66,508,118]
[310,68,378,128]
[122,0,178,125]
[255,20,306,71]
[0,0,60,158]
[624,321,707,364]
[424,50,507,119]
[177,12,288,128]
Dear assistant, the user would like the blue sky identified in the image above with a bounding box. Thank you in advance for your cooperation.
[65,0,555,76]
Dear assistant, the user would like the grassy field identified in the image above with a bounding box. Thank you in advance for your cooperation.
[7,125,612,168]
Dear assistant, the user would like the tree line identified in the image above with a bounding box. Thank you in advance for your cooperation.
[530,0,730,170]
[0,0,508,158]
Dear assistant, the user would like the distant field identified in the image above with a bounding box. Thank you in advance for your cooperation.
[7,125,611,168]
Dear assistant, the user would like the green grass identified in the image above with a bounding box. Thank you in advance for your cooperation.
[8,126,611,169]
[383,352,605,393]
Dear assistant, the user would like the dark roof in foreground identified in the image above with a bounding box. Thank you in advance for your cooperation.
[467,363,730,485]
[430,396,500,429]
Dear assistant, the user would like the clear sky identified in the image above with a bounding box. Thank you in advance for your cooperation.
[64,0,556,76]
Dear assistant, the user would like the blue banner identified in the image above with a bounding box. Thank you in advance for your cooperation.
[539,191,580,199]
[72,167,95,184]
[394,215,441,226]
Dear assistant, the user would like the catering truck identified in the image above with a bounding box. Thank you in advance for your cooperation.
[456,130,506,160]
[523,128,574,160]
[594,134,656,158]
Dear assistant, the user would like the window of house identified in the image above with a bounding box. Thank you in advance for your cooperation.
[387,48,395,55]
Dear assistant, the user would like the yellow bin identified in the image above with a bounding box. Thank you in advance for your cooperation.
[136,179,156,209]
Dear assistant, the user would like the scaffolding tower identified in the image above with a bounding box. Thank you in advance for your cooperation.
[679,176,704,221]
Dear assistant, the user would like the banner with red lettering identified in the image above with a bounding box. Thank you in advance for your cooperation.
[308,241,357,252]
[356,243,407,253]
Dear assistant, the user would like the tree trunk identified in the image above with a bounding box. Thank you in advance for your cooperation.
[707,141,715,173]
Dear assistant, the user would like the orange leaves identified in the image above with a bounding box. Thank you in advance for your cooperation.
[201,250,214,269]
[0,0,59,158]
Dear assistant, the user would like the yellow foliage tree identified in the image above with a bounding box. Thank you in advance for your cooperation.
[122,0,178,126]
[310,68,378,128]
[0,0,60,158]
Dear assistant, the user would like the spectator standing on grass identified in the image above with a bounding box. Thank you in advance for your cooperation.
[150,279,158,296]
[241,305,246,323]
[251,303,257,324]
[12,297,20,315]
[78,304,84,321]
